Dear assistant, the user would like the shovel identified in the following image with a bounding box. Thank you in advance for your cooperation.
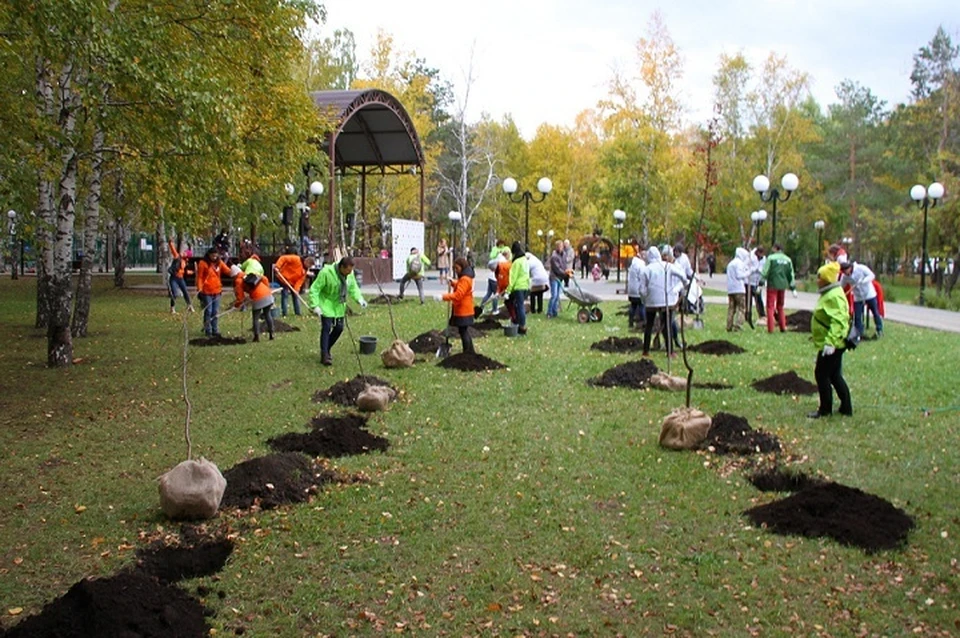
[686,280,704,329]
[436,297,453,358]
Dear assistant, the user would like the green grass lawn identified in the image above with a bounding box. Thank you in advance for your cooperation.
[0,275,958,636]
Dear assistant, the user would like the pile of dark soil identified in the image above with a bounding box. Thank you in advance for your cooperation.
[437,352,507,371]
[687,340,746,355]
[135,537,234,584]
[267,413,390,458]
[255,319,300,333]
[369,294,401,305]
[692,381,734,390]
[590,336,644,353]
[312,375,396,406]
[752,371,817,395]
[588,359,659,389]
[785,310,813,332]
[473,318,504,331]
[743,482,915,552]
[701,412,781,455]
[408,330,445,353]
[446,325,485,340]
[748,467,824,492]
[188,335,246,347]
[0,572,209,637]
[220,452,323,510]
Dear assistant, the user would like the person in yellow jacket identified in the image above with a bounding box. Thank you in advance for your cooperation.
[434,258,476,355]
[308,257,367,366]
[273,245,306,317]
[194,248,234,337]
[233,270,275,342]
[167,240,194,314]
[504,241,530,335]
[809,261,853,419]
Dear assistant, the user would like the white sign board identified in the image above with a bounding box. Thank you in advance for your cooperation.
[391,218,425,280]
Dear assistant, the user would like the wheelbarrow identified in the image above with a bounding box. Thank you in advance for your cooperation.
[566,278,604,323]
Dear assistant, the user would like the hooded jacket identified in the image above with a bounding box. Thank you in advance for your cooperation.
[812,282,850,350]
[526,253,549,288]
[840,262,877,302]
[627,255,646,298]
[308,262,364,318]
[443,265,476,318]
[726,248,750,294]
[233,274,274,310]
[639,246,687,307]
[505,243,530,294]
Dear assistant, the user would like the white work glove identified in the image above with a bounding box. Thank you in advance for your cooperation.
[822,344,836,356]
[791,289,798,298]
[432,294,443,302]
[312,307,322,318]
[359,299,368,309]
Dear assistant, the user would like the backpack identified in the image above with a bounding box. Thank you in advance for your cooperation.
[242,272,260,290]
[167,257,181,277]
[408,255,422,275]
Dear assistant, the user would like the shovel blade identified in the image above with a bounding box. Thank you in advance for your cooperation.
[436,342,452,358]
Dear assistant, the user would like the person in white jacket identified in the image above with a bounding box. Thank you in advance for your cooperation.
[639,246,688,357]
[726,247,751,331]
[526,252,549,314]
[747,246,766,323]
[840,261,883,337]
[626,252,647,330]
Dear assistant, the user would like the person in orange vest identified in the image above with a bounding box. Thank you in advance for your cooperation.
[233,269,275,342]
[194,247,234,337]
[435,257,476,354]
[167,239,194,314]
[273,245,306,317]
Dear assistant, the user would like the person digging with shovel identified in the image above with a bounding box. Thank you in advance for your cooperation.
[307,256,367,366]
[434,257,476,356]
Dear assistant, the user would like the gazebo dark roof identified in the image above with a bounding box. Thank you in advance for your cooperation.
[311,89,424,174]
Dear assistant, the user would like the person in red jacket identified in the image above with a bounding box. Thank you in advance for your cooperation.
[234,271,276,342]
[167,240,194,314]
[194,248,234,337]
[436,258,476,355]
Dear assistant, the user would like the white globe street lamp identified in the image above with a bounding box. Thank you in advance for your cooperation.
[752,173,798,246]
[502,176,552,252]
[910,181,946,306]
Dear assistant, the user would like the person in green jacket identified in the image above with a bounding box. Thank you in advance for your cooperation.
[308,257,367,366]
[809,261,852,418]
[760,243,796,333]
[398,247,431,304]
[505,241,530,335]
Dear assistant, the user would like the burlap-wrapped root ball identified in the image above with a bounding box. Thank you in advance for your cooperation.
[356,384,397,412]
[381,339,415,368]
[158,457,226,520]
[658,408,712,450]
[649,372,688,391]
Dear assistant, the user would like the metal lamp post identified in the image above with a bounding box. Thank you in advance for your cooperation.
[910,181,945,306]
[6,210,17,280]
[298,180,324,256]
[750,209,768,246]
[613,209,626,282]
[546,229,555,261]
[502,176,552,253]
[814,220,825,263]
[448,211,462,263]
[752,173,798,246]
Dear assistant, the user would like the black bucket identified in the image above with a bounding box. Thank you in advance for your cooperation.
[358,336,378,354]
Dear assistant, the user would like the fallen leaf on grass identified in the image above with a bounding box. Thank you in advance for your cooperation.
[7,608,23,616]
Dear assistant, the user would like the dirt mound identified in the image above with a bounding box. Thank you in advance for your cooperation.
[136,537,234,584]
[473,318,504,331]
[752,371,817,395]
[687,340,746,355]
[408,330,445,353]
[220,452,324,510]
[785,310,813,332]
[748,467,824,492]
[312,375,397,406]
[0,572,209,637]
[588,359,659,389]
[692,381,733,390]
[701,412,781,455]
[590,336,645,353]
[267,414,390,458]
[446,325,485,340]
[743,482,915,553]
[255,319,300,333]
[188,335,246,347]
[369,294,401,305]
[437,352,507,371]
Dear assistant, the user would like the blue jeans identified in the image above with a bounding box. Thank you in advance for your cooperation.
[320,316,344,357]
[169,277,190,307]
[281,288,301,316]
[854,297,883,334]
[511,290,528,329]
[480,279,499,313]
[201,293,221,336]
[547,279,564,317]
